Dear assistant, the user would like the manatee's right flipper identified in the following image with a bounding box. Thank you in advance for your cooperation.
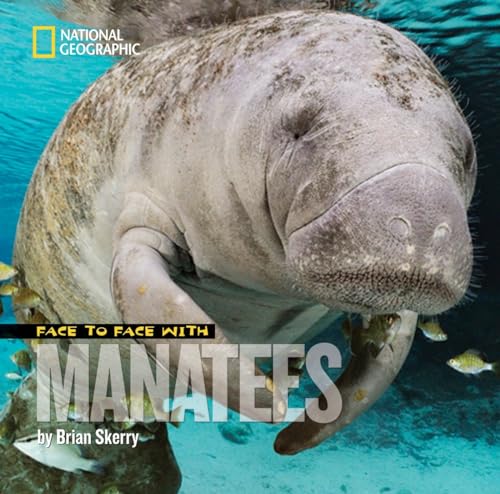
[274,310,417,454]
[0,374,181,494]
[111,227,286,422]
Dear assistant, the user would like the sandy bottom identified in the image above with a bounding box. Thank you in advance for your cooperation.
[169,403,499,494]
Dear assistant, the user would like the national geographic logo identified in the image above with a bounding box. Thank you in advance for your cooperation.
[32,26,56,59]
[32,26,140,58]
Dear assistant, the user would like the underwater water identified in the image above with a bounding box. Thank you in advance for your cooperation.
[0,0,499,492]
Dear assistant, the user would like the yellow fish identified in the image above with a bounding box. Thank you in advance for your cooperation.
[0,262,17,282]
[447,349,500,376]
[10,349,32,372]
[418,318,448,342]
[26,311,49,324]
[0,284,19,296]
[12,288,42,309]
[351,314,401,357]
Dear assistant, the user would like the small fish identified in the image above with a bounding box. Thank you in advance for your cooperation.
[0,415,17,447]
[12,288,42,309]
[418,318,448,342]
[5,372,23,381]
[0,284,19,296]
[138,430,156,443]
[14,436,104,474]
[352,314,401,357]
[265,373,275,394]
[10,349,32,372]
[26,311,49,324]
[0,262,17,282]
[447,350,500,376]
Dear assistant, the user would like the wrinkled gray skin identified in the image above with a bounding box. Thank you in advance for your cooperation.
[9,9,476,490]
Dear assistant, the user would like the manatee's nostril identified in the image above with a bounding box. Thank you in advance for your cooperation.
[388,216,411,239]
[433,223,451,240]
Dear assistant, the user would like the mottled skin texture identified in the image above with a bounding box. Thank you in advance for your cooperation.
[8,9,476,490]
[15,11,475,324]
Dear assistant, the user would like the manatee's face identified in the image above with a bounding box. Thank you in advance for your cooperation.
[285,162,473,314]
[262,16,477,315]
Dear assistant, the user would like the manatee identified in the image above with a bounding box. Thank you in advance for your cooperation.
[53,0,351,48]
[10,8,475,487]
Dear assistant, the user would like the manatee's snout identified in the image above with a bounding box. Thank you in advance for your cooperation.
[288,164,472,315]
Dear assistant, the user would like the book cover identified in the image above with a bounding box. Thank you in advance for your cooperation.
[0,1,498,493]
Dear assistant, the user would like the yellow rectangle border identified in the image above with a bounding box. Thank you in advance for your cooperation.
[32,26,56,59]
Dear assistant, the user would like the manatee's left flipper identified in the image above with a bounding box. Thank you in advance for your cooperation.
[274,310,417,454]
[111,227,286,422]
